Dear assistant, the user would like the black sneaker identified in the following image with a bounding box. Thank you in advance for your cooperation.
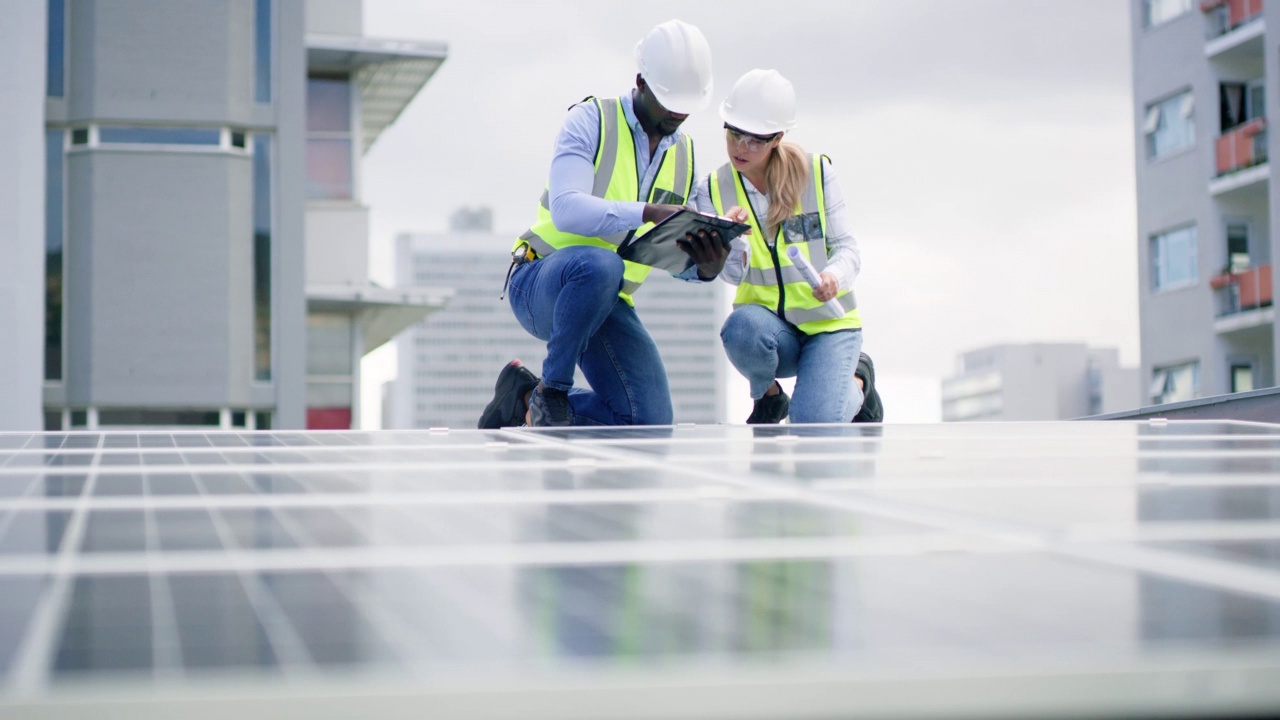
[478,360,540,429]
[747,386,790,424]
[528,384,574,427]
[852,352,884,423]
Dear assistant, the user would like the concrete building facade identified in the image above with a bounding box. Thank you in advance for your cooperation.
[0,2,48,431]
[1131,0,1279,405]
[392,216,729,429]
[942,343,1141,421]
[2,0,446,431]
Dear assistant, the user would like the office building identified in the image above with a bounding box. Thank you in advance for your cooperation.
[942,343,1140,421]
[0,0,448,431]
[0,2,47,431]
[1131,0,1278,405]
[392,215,728,429]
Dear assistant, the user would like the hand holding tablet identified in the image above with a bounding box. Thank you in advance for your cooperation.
[618,209,752,274]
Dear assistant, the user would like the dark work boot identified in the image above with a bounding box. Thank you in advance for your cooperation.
[478,360,540,429]
[747,384,790,424]
[852,352,884,423]
[528,384,574,427]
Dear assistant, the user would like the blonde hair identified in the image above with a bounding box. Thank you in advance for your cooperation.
[763,141,808,236]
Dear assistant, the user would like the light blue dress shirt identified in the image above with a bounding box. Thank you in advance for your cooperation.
[545,92,704,281]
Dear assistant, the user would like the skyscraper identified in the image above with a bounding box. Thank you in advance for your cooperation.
[391,217,729,429]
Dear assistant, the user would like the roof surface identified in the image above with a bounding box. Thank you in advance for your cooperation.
[2,420,1279,718]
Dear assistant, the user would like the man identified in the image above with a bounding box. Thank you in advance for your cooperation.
[479,19,728,429]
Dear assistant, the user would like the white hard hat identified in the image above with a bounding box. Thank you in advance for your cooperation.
[719,69,797,135]
[635,19,713,115]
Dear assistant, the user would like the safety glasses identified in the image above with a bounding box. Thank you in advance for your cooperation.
[724,123,781,152]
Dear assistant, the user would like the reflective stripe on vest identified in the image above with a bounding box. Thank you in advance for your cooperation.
[709,153,861,334]
[516,97,695,304]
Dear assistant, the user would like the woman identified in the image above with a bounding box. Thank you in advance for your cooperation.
[696,69,874,423]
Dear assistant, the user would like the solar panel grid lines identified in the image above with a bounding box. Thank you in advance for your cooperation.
[0,420,1279,718]
[7,433,104,693]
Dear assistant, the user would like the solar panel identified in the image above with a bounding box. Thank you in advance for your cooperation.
[2,420,1280,718]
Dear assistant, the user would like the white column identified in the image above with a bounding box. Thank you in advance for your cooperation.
[350,313,364,430]
[0,3,47,430]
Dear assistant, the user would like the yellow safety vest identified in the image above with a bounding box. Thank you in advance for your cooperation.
[708,154,861,334]
[516,97,696,305]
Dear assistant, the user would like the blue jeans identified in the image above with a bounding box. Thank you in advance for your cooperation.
[507,246,673,426]
[720,304,863,423]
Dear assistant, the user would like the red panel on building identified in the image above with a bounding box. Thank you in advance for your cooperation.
[307,407,352,430]
[1215,118,1266,175]
[1238,264,1274,309]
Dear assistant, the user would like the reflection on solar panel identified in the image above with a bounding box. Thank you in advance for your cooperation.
[2,420,1280,718]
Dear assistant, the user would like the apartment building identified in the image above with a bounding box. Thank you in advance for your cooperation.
[941,343,1140,421]
[392,212,729,429]
[1132,0,1279,405]
[0,0,448,431]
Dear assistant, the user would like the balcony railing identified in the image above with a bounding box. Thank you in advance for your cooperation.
[1211,263,1273,316]
[1201,0,1264,37]
[1215,117,1268,175]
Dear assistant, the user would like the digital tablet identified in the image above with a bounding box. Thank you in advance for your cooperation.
[617,209,752,274]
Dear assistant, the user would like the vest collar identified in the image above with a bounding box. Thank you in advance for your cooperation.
[621,91,643,136]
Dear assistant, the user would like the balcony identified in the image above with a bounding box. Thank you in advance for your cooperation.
[1216,118,1268,175]
[1209,119,1269,195]
[1211,263,1274,332]
[1202,0,1264,35]
[1202,0,1265,57]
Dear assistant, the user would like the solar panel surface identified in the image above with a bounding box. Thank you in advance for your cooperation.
[2,420,1280,718]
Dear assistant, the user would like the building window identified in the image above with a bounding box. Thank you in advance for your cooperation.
[98,126,222,146]
[1144,90,1195,159]
[254,0,272,103]
[307,312,354,376]
[1226,221,1250,272]
[1086,365,1103,417]
[97,409,222,427]
[942,393,1004,422]
[47,0,65,97]
[1231,364,1254,393]
[306,76,354,200]
[941,371,1003,421]
[1150,225,1197,292]
[70,125,250,153]
[1143,0,1192,27]
[44,129,64,382]
[1220,81,1266,133]
[1151,361,1199,405]
[252,134,273,381]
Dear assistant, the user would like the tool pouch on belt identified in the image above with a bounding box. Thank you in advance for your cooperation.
[500,242,538,300]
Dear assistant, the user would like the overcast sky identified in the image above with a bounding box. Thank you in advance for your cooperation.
[358,0,1138,424]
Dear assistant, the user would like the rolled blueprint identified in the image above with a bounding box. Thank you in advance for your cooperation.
[786,245,845,317]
